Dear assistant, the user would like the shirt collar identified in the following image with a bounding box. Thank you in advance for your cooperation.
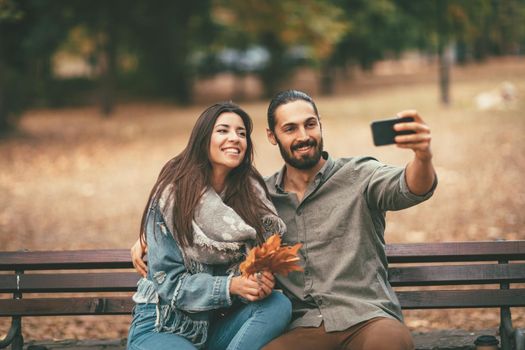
[274,151,333,193]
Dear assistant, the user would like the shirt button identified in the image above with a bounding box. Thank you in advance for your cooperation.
[297,209,302,216]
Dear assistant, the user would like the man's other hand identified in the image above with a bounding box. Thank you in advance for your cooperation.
[131,238,148,278]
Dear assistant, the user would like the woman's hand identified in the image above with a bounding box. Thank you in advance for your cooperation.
[131,239,148,277]
[230,276,261,301]
[230,271,275,301]
[250,271,275,299]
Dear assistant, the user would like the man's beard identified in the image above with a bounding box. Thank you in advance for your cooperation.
[276,137,324,170]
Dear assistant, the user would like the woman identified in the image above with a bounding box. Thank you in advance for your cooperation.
[127,102,291,350]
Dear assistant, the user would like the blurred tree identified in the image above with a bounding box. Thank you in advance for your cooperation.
[0,0,213,131]
[58,0,127,116]
[0,0,24,132]
[477,0,525,58]
[395,0,472,105]
[215,0,348,97]
[0,0,72,133]
[323,0,418,94]
[127,0,213,104]
[68,0,129,116]
[395,0,525,104]
[2,0,523,134]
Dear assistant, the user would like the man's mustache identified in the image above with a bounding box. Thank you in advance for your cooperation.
[291,139,317,151]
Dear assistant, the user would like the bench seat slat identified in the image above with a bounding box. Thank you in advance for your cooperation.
[397,289,525,309]
[389,263,525,286]
[0,297,134,316]
[0,273,141,293]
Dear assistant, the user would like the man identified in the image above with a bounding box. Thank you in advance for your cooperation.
[132,90,437,350]
[260,90,436,350]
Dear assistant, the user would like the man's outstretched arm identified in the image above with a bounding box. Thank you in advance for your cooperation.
[394,110,436,195]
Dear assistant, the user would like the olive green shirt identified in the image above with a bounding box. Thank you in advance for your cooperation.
[265,153,437,331]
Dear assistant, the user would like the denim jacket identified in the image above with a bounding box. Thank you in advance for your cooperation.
[132,202,235,348]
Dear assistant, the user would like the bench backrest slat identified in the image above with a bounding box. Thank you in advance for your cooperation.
[0,297,134,317]
[389,263,525,286]
[0,250,132,271]
[1,241,524,271]
[397,289,525,309]
[386,241,525,263]
[0,273,140,293]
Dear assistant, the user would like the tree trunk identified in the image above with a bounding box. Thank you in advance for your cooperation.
[232,72,247,102]
[320,63,336,95]
[259,33,287,98]
[436,0,450,106]
[100,5,117,116]
[0,57,13,134]
[437,41,451,106]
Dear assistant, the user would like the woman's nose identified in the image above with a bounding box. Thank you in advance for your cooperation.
[227,131,240,142]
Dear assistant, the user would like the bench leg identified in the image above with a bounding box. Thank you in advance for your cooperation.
[501,306,525,350]
[0,317,23,350]
[515,329,525,350]
[10,320,23,350]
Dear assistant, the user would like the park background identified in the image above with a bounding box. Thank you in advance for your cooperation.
[1,0,524,341]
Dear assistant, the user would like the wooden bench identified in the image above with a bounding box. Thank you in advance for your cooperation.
[1,240,524,350]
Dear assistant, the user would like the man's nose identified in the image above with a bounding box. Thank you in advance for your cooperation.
[297,127,309,140]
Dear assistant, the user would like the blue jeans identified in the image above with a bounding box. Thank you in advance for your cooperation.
[127,291,291,350]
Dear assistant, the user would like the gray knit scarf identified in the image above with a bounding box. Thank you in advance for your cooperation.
[158,179,286,270]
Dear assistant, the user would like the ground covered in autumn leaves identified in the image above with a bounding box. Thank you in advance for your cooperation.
[1,57,524,341]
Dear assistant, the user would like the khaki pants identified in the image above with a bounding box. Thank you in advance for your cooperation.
[262,317,414,350]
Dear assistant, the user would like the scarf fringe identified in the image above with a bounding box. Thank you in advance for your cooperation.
[155,304,208,349]
[132,278,159,304]
[183,258,209,274]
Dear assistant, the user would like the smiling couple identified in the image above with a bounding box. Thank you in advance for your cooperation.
[127,90,437,350]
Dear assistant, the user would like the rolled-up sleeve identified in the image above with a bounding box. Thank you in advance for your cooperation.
[365,161,437,211]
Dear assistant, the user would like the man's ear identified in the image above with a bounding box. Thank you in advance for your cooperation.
[266,128,277,145]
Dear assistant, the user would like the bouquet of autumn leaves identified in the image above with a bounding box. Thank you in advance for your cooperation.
[240,234,303,277]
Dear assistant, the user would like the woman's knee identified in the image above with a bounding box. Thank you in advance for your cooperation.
[267,291,291,309]
[261,291,292,323]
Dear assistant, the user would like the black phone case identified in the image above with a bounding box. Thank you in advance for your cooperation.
[370,116,415,146]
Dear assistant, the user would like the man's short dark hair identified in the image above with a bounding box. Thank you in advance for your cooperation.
[267,90,319,132]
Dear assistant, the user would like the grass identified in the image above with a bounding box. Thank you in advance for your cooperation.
[0,57,524,339]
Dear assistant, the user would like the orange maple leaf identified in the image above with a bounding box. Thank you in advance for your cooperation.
[240,234,303,277]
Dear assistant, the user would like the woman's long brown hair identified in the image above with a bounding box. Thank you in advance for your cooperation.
[139,102,272,247]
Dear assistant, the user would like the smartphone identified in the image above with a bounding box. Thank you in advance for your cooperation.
[370,116,415,146]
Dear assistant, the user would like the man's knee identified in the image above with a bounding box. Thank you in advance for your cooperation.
[262,330,294,350]
[351,318,414,350]
[261,336,285,350]
[262,326,328,350]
